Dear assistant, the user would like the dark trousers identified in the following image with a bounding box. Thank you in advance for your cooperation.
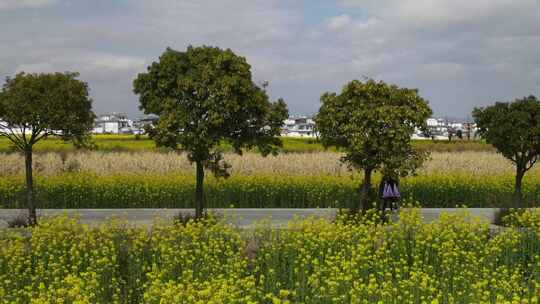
[380,198,398,211]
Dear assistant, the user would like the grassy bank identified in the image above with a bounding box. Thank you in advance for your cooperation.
[1,210,539,303]
[0,172,537,209]
[0,135,492,153]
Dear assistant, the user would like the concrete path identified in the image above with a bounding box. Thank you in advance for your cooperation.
[0,208,500,228]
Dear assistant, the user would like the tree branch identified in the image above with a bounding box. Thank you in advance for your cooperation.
[525,155,538,172]
[21,124,28,146]
[29,126,45,145]
[0,130,26,151]
[1,125,26,147]
[32,130,50,144]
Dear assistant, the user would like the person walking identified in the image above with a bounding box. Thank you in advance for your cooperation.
[378,175,401,212]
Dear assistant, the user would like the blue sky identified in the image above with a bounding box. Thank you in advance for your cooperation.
[1,0,539,119]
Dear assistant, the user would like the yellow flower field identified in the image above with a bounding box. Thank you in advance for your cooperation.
[1,151,537,209]
[1,209,540,303]
[2,171,539,209]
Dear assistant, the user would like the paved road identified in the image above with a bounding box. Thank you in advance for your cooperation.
[0,208,500,228]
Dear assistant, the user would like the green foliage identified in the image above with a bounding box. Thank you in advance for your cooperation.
[133,46,288,162]
[316,79,432,175]
[316,79,432,210]
[0,72,95,149]
[0,72,95,224]
[133,45,288,216]
[474,95,540,206]
[474,95,540,166]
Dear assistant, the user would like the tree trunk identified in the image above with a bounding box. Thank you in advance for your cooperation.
[195,160,205,218]
[359,168,373,212]
[514,165,525,208]
[24,149,37,225]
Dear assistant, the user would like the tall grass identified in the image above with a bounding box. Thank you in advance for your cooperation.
[0,151,523,177]
[0,151,349,176]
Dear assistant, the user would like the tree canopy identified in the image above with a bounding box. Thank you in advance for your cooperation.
[316,79,432,211]
[133,46,288,217]
[473,95,540,207]
[0,72,95,148]
[0,72,95,224]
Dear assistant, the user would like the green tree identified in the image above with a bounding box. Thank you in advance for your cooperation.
[315,79,432,211]
[0,72,95,224]
[133,46,288,218]
[473,95,540,207]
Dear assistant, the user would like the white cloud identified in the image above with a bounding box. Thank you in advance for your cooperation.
[1,0,539,117]
[394,0,534,26]
[86,55,146,73]
[0,0,57,10]
[420,62,466,78]
[14,54,146,76]
[325,14,353,31]
[532,67,540,79]
[339,0,540,33]
[122,0,300,49]
[15,62,54,73]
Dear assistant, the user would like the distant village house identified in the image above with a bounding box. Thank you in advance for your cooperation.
[88,113,476,140]
[281,117,318,138]
[93,113,132,134]
[92,113,157,134]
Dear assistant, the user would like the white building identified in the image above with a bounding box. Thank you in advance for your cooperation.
[281,117,318,137]
[426,118,439,127]
[449,122,465,131]
[132,116,158,135]
[93,113,133,134]
[281,116,472,140]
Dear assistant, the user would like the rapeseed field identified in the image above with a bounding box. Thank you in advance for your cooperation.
[0,172,538,208]
[1,209,540,303]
